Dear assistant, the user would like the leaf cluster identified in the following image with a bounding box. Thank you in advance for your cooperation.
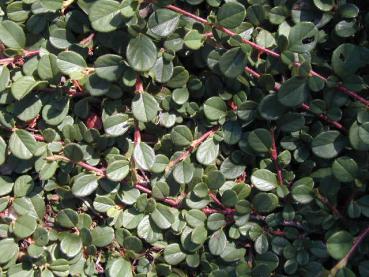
[1,0,369,277]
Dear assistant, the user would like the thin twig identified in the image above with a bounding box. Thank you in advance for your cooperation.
[244,66,347,132]
[46,155,105,176]
[166,4,369,108]
[330,226,369,276]
[165,127,219,173]
[270,128,284,186]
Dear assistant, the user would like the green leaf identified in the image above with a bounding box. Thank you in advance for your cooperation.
[89,0,124,32]
[64,143,84,162]
[191,225,207,244]
[0,238,19,264]
[56,208,79,228]
[11,76,46,100]
[209,229,227,255]
[126,34,157,72]
[184,30,204,50]
[219,47,248,79]
[251,169,278,191]
[108,258,133,277]
[0,176,14,196]
[57,51,87,80]
[172,88,189,105]
[91,226,115,247]
[312,131,346,159]
[288,22,319,53]
[171,125,193,146]
[278,77,308,107]
[60,233,82,258]
[252,192,279,213]
[204,96,227,121]
[313,0,334,11]
[255,234,269,254]
[9,130,37,160]
[0,136,7,166]
[217,2,246,29]
[327,231,353,260]
[37,53,61,82]
[150,203,175,230]
[332,156,358,182]
[14,175,34,197]
[0,20,26,48]
[95,54,124,81]
[291,177,314,204]
[148,9,180,37]
[49,259,70,276]
[137,215,163,243]
[72,174,99,197]
[164,243,186,265]
[132,92,160,122]
[196,137,219,165]
[134,142,155,171]
[220,157,246,179]
[103,114,130,137]
[248,128,272,153]
[258,94,288,121]
[14,214,37,238]
[173,161,195,184]
[40,0,62,11]
[106,160,130,182]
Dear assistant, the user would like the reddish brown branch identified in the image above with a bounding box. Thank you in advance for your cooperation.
[134,183,183,207]
[330,226,369,276]
[0,50,40,65]
[46,155,105,176]
[244,66,347,132]
[165,127,219,173]
[270,128,284,186]
[166,4,369,108]
[135,75,144,93]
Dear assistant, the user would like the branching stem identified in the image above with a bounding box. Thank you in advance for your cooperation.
[166,4,369,108]
[330,226,369,276]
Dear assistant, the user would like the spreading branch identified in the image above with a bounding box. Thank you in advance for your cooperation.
[0,50,40,66]
[166,4,369,108]
[330,226,369,276]
[244,66,347,132]
[46,155,105,176]
[165,126,219,173]
[270,128,284,186]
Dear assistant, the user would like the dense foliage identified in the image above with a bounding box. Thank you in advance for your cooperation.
[1,0,369,276]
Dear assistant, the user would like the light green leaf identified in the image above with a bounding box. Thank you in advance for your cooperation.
[251,169,278,191]
[126,34,157,72]
[9,130,37,160]
[72,174,99,197]
[134,142,155,170]
[0,20,26,48]
[132,92,160,122]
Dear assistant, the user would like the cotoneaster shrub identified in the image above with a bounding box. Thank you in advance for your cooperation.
[1,0,369,276]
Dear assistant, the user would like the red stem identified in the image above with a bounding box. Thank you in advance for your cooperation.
[79,33,95,46]
[135,75,144,93]
[33,134,45,142]
[331,226,369,274]
[77,161,105,176]
[134,127,141,145]
[245,66,347,132]
[270,128,284,186]
[134,183,180,207]
[0,50,40,65]
[209,192,226,209]
[165,127,219,172]
[167,4,369,108]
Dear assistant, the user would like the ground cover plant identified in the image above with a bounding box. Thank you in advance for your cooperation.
[1,0,369,276]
